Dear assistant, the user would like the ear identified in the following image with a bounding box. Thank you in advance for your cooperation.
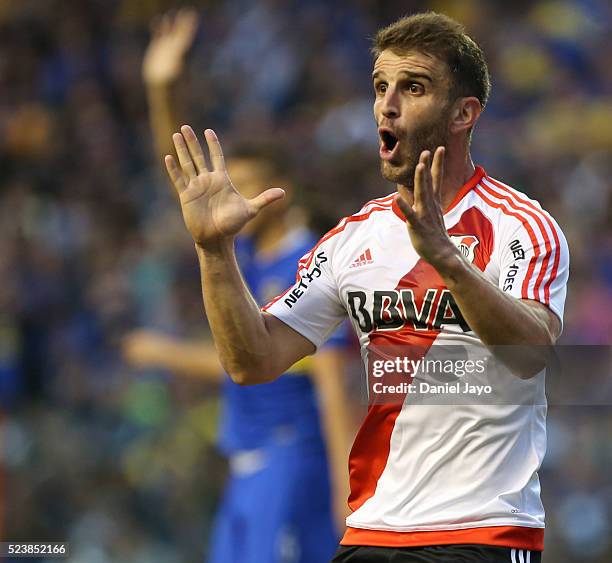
[449,97,482,135]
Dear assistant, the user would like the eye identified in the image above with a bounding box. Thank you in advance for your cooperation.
[374,82,387,95]
[408,82,424,95]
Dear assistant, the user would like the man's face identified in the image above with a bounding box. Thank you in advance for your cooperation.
[373,49,453,187]
[228,158,286,236]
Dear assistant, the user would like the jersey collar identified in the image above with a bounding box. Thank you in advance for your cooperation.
[391,165,486,221]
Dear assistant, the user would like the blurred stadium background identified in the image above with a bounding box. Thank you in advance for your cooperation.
[0,0,611,561]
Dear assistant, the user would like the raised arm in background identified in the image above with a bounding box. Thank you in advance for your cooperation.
[142,8,199,160]
[123,9,223,382]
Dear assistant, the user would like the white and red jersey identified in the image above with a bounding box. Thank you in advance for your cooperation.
[263,166,569,551]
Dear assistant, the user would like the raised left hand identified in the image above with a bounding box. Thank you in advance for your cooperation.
[394,147,458,268]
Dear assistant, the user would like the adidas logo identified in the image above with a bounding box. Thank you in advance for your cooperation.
[350,248,374,268]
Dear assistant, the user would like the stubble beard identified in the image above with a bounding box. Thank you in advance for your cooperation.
[380,110,450,189]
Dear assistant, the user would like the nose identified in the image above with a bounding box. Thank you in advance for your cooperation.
[381,86,400,119]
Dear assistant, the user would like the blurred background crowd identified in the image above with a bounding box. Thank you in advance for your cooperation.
[0,0,611,561]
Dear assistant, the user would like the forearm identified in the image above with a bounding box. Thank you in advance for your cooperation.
[156,340,223,381]
[196,240,279,384]
[147,84,180,161]
[435,248,557,377]
[167,126,311,383]
[396,149,562,378]
[311,350,353,530]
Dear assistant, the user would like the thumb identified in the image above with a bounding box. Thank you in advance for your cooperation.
[248,188,286,214]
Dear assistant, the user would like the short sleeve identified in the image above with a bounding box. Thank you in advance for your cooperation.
[497,212,569,325]
[322,320,353,350]
[262,235,346,349]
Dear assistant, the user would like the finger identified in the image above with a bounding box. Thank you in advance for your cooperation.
[177,7,199,43]
[173,132,197,178]
[248,188,286,213]
[420,149,432,189]
[394,194,417,225]
[414,162,427,210]
[150,15,161,36]
[431,146,446,203]
[413,155,430,211]
[204,129,226,172]
[160,12,172,36]
[165,155,187,194]
[181,125,208,174]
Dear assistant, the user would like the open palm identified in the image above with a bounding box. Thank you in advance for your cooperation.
[165,126,285,248]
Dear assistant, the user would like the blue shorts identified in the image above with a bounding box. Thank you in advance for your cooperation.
[207,441,339,563]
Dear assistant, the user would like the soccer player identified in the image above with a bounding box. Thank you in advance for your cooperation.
[164,12,569,563]
[125,10,354,562]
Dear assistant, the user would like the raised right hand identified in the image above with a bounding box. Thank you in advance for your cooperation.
[142,8,199,87]
[165,126,285,249]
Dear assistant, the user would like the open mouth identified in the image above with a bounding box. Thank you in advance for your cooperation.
[381,130,398,151]
[379,128,400,160]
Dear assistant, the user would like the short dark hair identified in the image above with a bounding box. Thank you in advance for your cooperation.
[229,142,292,184]
[372,12,491,109]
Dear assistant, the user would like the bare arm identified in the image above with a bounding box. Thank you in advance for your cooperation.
[195,241,314,384]
[122,330,224,381]
[309,347,354,533]
[123,12,210,381]
[396,148,560,378]
[435,259,559,346]
[142,13,313,384]
[435,256,558,377]
[167,126,314,384]
[142,9,199,160]
[147,86,180,160]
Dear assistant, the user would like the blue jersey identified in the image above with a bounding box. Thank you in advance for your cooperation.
[217,228,345,454]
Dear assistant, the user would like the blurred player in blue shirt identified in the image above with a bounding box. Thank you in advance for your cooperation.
[123,11,354,562]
